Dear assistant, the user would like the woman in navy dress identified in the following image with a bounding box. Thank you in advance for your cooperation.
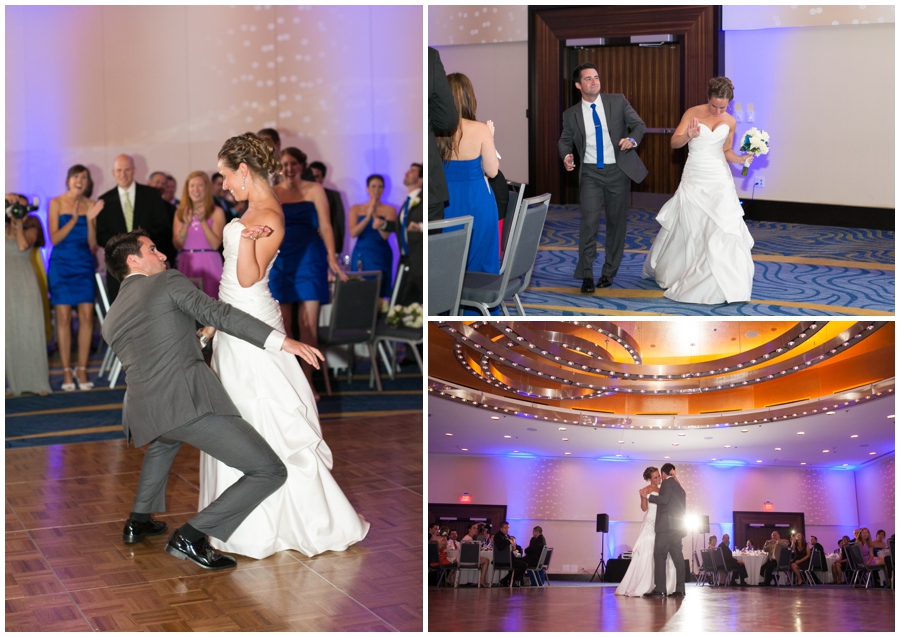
[269,147,346,397]
[349,174,396,297]
[435,72,500,275]
[48,165,104,391]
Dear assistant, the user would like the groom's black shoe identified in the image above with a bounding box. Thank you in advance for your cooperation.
[597,275,613,288]
[581,278,595,293]
[669,591,685,597]
[643,590,666,597]
[165,531,237,570]
[122,517,168,544]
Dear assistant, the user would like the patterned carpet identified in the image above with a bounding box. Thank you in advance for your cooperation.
[518,205,894,316]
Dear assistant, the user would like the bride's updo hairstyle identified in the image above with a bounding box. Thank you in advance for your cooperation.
[707,77,734,101]
[218,132,282,180]
[643,466,658,482]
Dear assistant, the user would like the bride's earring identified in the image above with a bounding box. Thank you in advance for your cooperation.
[241,174,246,190]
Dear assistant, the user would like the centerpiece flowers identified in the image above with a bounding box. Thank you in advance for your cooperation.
[740,127,770,176]
[386,302,423,329]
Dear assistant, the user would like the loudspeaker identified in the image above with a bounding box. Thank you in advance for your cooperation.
[700,515,709,534]
[596,513,609,533]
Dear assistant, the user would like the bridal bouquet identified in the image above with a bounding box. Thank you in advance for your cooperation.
[739,127,770,176]
[386,302,423,329]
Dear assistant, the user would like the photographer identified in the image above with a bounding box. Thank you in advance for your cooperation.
[6,193,52,396]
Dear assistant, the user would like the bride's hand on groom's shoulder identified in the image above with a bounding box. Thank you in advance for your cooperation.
[282,338,325,369]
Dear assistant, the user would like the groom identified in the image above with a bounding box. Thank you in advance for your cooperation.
[102,230,323,570]
[645,462,687,597]
[558,62,647,293]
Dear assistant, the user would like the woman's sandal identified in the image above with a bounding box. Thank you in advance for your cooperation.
[73,367,94,391]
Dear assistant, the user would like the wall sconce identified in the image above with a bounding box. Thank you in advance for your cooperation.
[734,102,743,122]
[747,103,755,123]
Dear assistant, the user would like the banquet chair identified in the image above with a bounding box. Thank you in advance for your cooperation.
[697,550,716,586]
[802,546,828,586]
[428,215,473,316]
[428,542,455,588]
[715,547,741,586]
[459,193,551,316]
[500,180,526,255]
[373,264,422,382]
[317,271,382,395]
[94,273,123,388]
[491,545,514,588]
[773,546,794,587]
[843,544,864,586]
[456,541,483,588]
[889,536,895,590]
[525,545,550,587]
[846,543,887,589]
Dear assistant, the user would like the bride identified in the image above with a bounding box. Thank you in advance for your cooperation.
[642,77,756,304]
[197,132,369,559]
[615,466,676,596]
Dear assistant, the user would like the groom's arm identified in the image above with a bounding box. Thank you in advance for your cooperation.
[558,109,576,162]
[648,478,672,505]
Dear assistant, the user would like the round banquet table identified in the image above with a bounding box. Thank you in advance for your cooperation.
[731,551,839,585]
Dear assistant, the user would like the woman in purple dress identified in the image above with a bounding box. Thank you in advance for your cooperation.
[173,171,226,298]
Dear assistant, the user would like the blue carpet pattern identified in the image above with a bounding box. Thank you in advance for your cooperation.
[517,205,894,316]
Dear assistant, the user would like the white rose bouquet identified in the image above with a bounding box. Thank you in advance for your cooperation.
[739,127,770,176]
[386,302,423,329]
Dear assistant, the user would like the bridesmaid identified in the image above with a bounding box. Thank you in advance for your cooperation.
[172,171,226,298]
[349,174,396,297]
[47,165,104,391]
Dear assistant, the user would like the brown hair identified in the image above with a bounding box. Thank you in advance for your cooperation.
[104,229,150,282]
[707,76,734,101]
[436,72,478,162]
[175,171,215,224]
[281,146,308,169]
[217,132,282,180]
[66,164,91,190]
[642,466,658,481]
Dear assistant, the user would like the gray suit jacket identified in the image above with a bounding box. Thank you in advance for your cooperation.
[101,270,274,448]
[558,93,648,184]
[648,476,687,537]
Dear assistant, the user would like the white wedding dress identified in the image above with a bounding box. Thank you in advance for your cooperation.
[198,220,370,559]
[642,123,755,304]
[614,501,676,596]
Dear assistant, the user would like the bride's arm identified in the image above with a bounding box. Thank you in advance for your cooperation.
[640,487,649,512]
[722,117,752,165]
[236,208,283,287]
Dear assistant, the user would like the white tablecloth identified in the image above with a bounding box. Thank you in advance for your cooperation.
[446,548,498,585]
[731,552,839,585]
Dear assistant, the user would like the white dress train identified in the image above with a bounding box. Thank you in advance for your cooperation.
[614,501,676,596]
[642,123,755,304]
[198,220,370,559]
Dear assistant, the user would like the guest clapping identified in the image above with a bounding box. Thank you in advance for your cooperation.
[789,532,811,585]
[172,171,225,299]
[48,166,104,391]
[349,174,396,297]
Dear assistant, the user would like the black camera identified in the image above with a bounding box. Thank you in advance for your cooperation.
[6,196,39,220]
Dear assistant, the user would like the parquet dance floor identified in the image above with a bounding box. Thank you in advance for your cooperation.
[6,413,422,632]
[428,582,894,632]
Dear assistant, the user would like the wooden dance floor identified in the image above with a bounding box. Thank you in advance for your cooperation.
[428,583,894,632]
[6,413,422,632]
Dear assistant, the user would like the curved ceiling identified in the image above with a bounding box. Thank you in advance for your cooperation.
[428,320,895,468]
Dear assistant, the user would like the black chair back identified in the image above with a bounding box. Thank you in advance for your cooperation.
[428,541,440,566]
[324,271,381,338]
[507,194,551,282]
[500,180,526,254]
[427,216,473,315]
[458,541,481,567]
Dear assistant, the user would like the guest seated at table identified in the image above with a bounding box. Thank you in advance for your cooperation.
[462,522,480,543]
[428,523,440,542]
[790,532,811,585]
[509,536,523,558]
[872,529,888,554]
[447,530,461,550]
[524,526,547,569]
[707,535,718,552]
[719,533,748,586]
[759,531,790,585]
[494,521,527,587]
[460,523,492,587]
[432,533,458,586]
[477,525,492,547]
[803,535,824,585]
[855,527,885,569]
[745,540,754,551]
[830,536,851,584]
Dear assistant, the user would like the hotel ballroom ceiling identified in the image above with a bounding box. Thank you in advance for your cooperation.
[428,321,895,469]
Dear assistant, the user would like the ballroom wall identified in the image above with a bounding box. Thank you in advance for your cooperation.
[428,453,894,574]
[6,5,423,257]
[429,5,894,211]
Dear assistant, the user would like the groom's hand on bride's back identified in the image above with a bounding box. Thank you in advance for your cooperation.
[281,338,325,369]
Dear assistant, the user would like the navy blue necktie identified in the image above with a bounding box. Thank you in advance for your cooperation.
[591,103,604,169]
[399,197,410,256]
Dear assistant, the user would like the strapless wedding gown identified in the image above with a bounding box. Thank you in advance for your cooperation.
[198,220,369,559]
[615,501,676,596]
[642,123,755,304]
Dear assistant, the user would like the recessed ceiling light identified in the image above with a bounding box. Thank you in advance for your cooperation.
[826,411,835,415]
[513,450,519,453]
[615,454,622,457]
[562,438,569,441]
[711,458,717,461]
[797,431,805,435]
[756,460,763,463]
[850,434,858,438]
[445,433,453,436]
[888,415,895,419]
[504,435,512,439]
[565,452,571,455]
[461,448,468,451]
[801,462,807,465]
[869,452,877,455]
[559,427,567,431]
[664,456,670,459]
[843,464,849,467]
[741,429,749,433]
[491,416,500,420]
[678,433,686,437]
[775,448,781,451]
[823,450,830,453]
[618,440,625,444]
[672,443,680,446]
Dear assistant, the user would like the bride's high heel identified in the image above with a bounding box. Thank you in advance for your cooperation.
[61,368,76,392]
[73,367,94,390]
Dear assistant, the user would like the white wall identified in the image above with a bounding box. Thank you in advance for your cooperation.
[429,453,892,574]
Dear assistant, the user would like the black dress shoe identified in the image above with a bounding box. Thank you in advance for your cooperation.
[165,531,237,570]
[669,591,685,597]
[581,278,595,293]
[597,275,613,288]
[643,590,665,597]
[122,517,168,543]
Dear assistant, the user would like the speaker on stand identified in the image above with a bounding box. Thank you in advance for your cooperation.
[590,514,609,583]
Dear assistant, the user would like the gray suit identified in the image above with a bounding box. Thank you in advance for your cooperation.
[648,475,687,595]
[558,94,647,280]
[102,270,287,541]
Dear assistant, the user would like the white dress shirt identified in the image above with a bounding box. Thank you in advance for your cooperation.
[118,181,138,217]
[580,97,617,166]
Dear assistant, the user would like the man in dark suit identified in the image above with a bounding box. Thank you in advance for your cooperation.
[558,62,647,293]
[102,230,322,570]
[381,163,423,305]
[646,463,687,597]
[96,154,176,301]
[718,533,749,585]
[308,161,347,255]
[428,47,458,222]
[494,521,527,586]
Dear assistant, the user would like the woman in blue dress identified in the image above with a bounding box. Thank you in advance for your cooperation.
[349,174,396,297]
[435,72,501,275]
[48,165,104,391]
[269,146,346,397]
